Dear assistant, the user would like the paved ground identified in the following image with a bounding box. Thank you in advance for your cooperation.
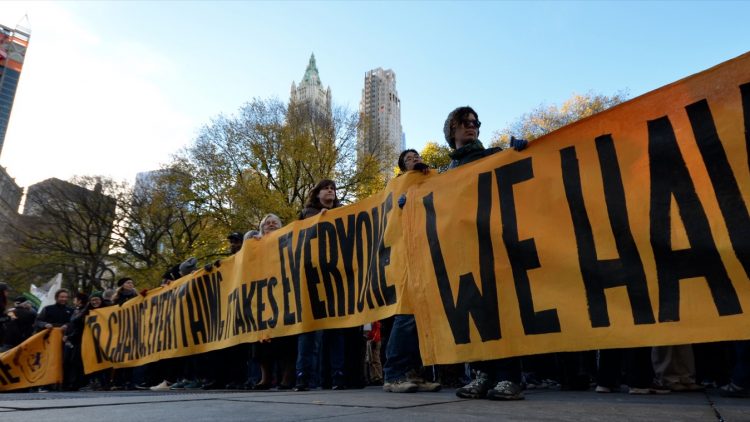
[0,387,748,421]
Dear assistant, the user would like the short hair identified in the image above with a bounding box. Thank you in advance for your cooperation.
[54,288,70,299]
[398,149,419,172]
[259,214,283,235]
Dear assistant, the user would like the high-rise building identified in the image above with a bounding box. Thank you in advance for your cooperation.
[358,68,403,168]
[290,53,331,115]
[0,22,30,157]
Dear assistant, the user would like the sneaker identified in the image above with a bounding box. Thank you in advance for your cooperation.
[383,379,418,393]
[150,380,171,391]
[719,382,750,398]
[678,382,705,392]
[629,384,670,395]
[80,380,102,392]
[405,370,441,392]
[134,382,150,390]
[456,372,493,399]
[294,373,309,392]
[595,385,612,393]
[169,379,189,390]
[486,380,524,401]
[184,380,204,389]
[649,384,671,394]
[332,371,346,391]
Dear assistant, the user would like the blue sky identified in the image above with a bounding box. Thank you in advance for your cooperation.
[1,1,749,187]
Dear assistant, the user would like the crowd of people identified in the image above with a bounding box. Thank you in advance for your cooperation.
[1,106,748,399]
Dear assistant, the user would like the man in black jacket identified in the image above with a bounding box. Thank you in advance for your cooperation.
[36,288,73,331]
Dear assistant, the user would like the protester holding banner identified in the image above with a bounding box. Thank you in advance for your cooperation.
[252,214,298,390]
[0,282,10,347]
[440,106,527,401]
[382,151,441,394]
[294,180,348,391]
[34,288,73,332]
[1,295,37,352]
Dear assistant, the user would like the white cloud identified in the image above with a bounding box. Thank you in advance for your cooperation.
[0,1,194,188]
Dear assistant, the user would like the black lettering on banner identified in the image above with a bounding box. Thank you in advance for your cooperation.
[186,278,208,345]
[496,159,561,335]
[279,231,304,325]
[242,282,258,331]
[355,211,374,312]
[648,116,742,321]
[87,316,106,363]
[268,277,279,328]
[335,216,357,315]
[106,312,116,361]
[422,180,501,344]
[256,278,268,331]
[377,193,397,305]
[368,205,386,307]
[0,361,20,385]
[319,221,345,317]
[560,137,655,327]
[303,225,327,320]
[686,95,750,278]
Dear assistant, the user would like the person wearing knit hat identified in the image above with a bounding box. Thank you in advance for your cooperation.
[443,106,527,170]
[179,257,198,276]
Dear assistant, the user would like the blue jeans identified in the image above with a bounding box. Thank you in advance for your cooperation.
[384,314,421,382]
[296,329,344,385]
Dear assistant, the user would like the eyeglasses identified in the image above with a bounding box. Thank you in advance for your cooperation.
[460,118,481,129]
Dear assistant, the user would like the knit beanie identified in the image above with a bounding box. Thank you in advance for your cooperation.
[179,257,198,276]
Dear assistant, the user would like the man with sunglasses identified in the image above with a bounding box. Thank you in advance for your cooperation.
[445,106,526,169]
[443,106,527,401]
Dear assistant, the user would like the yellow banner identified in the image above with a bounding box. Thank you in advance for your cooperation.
[406,51,750,364]
[82,173,419,373]
[0,328,63,391]
[83,51,750,372]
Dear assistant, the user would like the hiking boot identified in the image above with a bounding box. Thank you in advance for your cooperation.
[405,370,441,392]
[383,379,418,393]
[456,372,493,399]
[486,380,524,400]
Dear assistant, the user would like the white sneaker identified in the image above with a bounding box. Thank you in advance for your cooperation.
[150,380,171,391]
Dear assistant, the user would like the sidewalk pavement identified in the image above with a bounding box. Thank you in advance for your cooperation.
[0,386,747,421]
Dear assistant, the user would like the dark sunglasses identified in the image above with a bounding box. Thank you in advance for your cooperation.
[460,118,481,129]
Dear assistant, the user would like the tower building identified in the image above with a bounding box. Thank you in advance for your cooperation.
[358,68,403,170]
[0,22,30,157]
[290,53,331,115]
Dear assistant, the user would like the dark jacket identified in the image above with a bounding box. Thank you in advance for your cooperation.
[300,203,338,220]
[35,303,74,330]
[2,306,37,347]
[447,140,502,170]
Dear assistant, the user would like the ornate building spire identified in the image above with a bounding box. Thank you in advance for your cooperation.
[290,53,331,115]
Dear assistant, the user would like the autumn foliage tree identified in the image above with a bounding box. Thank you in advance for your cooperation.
[491,91,628,146]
